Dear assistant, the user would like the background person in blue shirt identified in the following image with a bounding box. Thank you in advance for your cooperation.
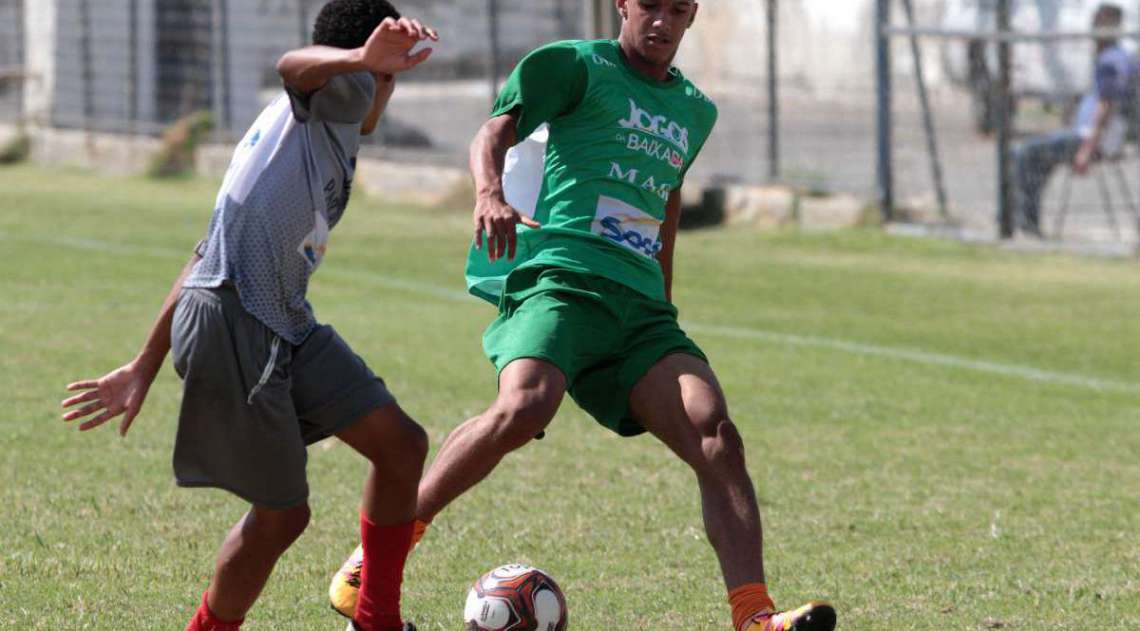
[1012,2,1137,237]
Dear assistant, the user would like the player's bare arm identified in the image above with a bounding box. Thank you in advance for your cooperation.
[657,189,683,303]
[276,16,437,95]
[1074,99,1116,174]
[469,112,540,262]
[61,252,201,436]
[360,72,397,135]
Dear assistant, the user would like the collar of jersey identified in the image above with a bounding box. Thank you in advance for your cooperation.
[607,39,684,89]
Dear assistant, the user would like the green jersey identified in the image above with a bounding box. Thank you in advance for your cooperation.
[465,39,719,304]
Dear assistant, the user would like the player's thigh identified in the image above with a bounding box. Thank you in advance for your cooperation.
[484,267,623,386]
[491,357,568,432]
[629,352,730,462]
[291,324,399,446]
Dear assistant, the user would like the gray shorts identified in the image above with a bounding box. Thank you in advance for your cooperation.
[170,286,394,508]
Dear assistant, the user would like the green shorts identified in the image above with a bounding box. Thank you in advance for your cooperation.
[483,266,707,437]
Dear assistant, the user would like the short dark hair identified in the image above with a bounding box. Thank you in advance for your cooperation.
[1095,3,1123,26]
[312,0,401,49]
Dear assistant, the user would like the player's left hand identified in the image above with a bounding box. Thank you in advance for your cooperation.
[359,17,439,76]
[1073,145,1094,175]
[61,360,156,436]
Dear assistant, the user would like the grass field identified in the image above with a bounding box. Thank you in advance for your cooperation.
[1,163,1138,630]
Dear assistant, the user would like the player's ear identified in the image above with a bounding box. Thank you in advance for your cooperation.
[616,0,628,21]
[688,2,699,28]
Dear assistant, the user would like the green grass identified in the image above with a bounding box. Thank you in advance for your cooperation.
[1,164,1138,629]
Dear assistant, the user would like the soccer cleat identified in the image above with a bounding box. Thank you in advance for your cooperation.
[330,544,365,619]
[742,601,836,631]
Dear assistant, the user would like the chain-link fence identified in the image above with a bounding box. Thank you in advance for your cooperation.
[23,0,584,147]
[8,0,1140,248]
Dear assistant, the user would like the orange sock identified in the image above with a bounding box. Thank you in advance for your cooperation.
[729,583,775,631]
[411,519,430,549]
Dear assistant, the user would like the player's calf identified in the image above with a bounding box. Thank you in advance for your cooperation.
[196,504,313,626]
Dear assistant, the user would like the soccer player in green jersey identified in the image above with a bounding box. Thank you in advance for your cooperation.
[332,2,836,629]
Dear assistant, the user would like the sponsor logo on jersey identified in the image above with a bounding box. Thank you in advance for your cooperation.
[618,98,690,153]
[608,162,675,201]
[298,210,330,268]
[624,133,685,172]
[592,195,663,258]
[591,53,617,69]
[684,84,712,103]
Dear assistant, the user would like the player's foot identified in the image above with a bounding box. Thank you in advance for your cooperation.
[742,601,836,631]
[330,544,364,619]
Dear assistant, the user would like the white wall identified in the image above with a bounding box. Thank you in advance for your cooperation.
[22,0,56,124]
[678,0,947,97]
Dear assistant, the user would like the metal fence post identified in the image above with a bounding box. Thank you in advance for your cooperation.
[128,0,139,131]
[996,0,1015,238]
[876,0,894,221]
[901,0,948,219]
[767,0,779,181]
[79,0,94,131]
[299,0,310,45]
[487,0,501,104]
[218,0,231,134]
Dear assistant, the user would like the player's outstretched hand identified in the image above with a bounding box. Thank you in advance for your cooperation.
[360,17,438,76]
[61,360,156,436]
[473,194,541,262]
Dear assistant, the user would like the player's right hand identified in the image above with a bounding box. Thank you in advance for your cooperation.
[360,17,438,76]
[61,359,156,437]
[474,194,541,262]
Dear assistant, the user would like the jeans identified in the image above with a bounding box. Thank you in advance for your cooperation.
[1012,131,1082,230]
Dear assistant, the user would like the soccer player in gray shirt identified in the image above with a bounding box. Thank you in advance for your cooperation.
[60,2,436,630]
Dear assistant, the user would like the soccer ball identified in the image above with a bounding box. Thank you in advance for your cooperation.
[463,564,568,631]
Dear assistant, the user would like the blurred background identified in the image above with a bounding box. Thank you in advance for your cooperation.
[1,0,1138,251]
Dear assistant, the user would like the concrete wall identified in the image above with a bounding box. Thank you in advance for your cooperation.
[678,0,947,97]
[0,0,22,121]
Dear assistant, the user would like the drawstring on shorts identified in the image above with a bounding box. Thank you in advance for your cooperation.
[247,335,281,405]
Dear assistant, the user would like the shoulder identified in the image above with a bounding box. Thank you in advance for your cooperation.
[676,73,719,124]
[323,71,376,100]
[520,40,590,67]
[1098,46,1131,68]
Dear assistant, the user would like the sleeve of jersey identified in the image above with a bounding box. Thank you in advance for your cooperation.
[286,71,376,124]
[490,42,588,139]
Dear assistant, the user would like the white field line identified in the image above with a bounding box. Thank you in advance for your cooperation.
[11,232,1137,395]
[684,323,1139,395]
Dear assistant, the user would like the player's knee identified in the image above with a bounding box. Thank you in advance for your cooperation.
[394,414,430,467]
[368,413,429,481]
[696,418,746,475]
[251,503,311,548]
[485,392,556,450]
[406,419,430,464]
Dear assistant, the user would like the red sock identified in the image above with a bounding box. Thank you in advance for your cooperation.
[354,514,414,631]
[185,591,243,631]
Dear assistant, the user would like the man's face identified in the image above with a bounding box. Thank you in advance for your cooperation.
[618,0,699,66]
[1093,7,1121,29]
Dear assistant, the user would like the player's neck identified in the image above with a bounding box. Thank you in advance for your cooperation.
[617,36,673,83]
